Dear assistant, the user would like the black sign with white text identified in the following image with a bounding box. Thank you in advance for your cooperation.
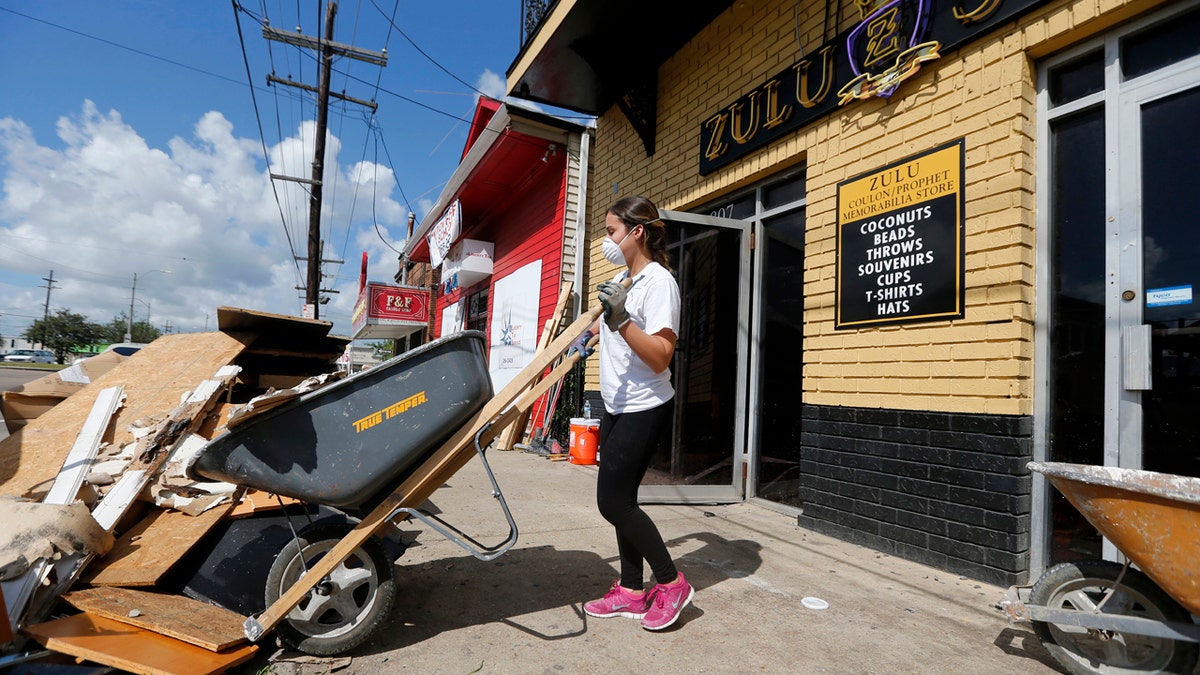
[836,141,964,328]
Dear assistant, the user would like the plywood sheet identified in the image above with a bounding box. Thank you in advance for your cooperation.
[86,502,234,587]
[62,587,247,652]
[226,488,303,518]
[216,305,332,338]
[0,331,252,499]
[22,612,257,675]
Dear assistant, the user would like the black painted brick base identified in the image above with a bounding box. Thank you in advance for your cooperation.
[794,404,1032,586]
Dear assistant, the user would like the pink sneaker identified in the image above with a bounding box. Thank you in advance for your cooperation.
[584,581,651,619]
[641,572,694,631]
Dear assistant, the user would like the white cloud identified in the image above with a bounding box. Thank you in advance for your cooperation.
[476,70,507,100]
[0,101,408,337]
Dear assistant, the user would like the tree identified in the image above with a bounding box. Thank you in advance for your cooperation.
[367,340,395,361]
[101,314,163,344]
[23,310,107,364]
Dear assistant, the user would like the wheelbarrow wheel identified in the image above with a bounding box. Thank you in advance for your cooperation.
[1030,560,1198,675]
[265,524,396,655]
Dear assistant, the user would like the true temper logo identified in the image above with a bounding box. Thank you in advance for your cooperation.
[838,0,941,104]
[353,391,428,433]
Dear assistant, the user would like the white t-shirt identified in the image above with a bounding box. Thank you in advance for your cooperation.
[599,262,680,414]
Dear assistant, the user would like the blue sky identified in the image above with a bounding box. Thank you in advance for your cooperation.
[0,0,555,341]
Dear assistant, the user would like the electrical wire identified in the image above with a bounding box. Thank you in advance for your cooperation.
[233,0,305,288]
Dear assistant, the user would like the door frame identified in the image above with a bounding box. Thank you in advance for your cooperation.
[1032,0,1200,574]
[637,208,752,504]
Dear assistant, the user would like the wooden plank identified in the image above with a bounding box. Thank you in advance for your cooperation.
[226,489,303,519]
[62,587,247,652]
[3,386,126,636]
[248,286,616,640]
[22,612,257,675]
[45,386,125,505]
[216,305,332,338]
[86,501,235,587]
[0,331,251,499]
[20,366,241,632]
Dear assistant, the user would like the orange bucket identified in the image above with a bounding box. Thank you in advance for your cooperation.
[568,418,600,465]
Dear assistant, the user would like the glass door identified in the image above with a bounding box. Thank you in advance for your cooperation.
[1036,3,1200,569]
[638,209,751,503]
[1118,69,1200,481]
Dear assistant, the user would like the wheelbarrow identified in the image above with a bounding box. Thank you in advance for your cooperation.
[187,298,607,655]
[1001,461,1200,675]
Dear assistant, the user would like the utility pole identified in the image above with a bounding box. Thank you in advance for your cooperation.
[39,270,58,349]
[264,1,386,320]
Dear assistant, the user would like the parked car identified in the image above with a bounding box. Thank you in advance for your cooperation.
[105,342,146,357]
[71,342,147,365]
[3,349,56,364]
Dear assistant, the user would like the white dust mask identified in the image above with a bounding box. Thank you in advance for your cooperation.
[602,236,626,266]
[602,225,638,266]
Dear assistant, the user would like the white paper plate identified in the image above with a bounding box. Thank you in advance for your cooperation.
[801,596,829,610]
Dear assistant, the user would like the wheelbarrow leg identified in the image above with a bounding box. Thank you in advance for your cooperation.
[390,424,520,562]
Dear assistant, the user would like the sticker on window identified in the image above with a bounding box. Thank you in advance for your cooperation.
[1146,285,1193,307]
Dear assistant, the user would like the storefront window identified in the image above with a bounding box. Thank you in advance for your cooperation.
[466,286,489,333]
[1048,50,1102,106]
[1046,106,1106,562]
[1121,6,1200,80]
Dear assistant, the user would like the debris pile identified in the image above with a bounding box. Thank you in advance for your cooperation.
[0,307,347,674]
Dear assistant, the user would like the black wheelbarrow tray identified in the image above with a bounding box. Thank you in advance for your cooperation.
[185,300,606,655]
[190,330,494,510]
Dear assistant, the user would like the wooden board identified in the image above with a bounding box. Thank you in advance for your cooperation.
[22,612,257,675]
[86,502,234,587]
[216,305,332,338]
[0,331,251,499]
[226,489,303,518]
[62,587,247,652]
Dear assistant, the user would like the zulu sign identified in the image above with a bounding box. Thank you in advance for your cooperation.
[836,140,964,329]
[698,0,1050,175]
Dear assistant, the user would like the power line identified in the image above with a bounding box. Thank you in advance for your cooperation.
[232,0,305,290]
[0,5,249,90]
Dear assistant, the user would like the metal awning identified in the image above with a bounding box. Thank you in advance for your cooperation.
[403,101,589,262]
[508,0,735,115]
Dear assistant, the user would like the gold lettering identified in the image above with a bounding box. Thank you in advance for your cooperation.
[703,112,730,161]
[762,79,793,129]
[353,411,384,433]
[729,91,761,144]
[953,0,1002,24]
[353,391,428,432]
[863,8,901,68]
[794,45,837,108]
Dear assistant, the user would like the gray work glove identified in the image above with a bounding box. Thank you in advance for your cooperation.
[597,281,631,332]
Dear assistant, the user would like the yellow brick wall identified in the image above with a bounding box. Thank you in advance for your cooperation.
[582,0,1167,416]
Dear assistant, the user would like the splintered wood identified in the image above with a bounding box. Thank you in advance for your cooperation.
[0,331,252,499]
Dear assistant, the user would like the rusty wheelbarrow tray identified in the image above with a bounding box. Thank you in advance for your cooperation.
[1001,461,1200,675]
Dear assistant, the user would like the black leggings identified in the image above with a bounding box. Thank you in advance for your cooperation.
[596,403,677,589]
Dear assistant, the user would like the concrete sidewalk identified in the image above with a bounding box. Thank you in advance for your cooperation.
[244,448,1064,674]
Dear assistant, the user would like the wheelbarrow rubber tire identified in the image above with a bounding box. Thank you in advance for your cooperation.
[265,524,396,656]
[1029,560,1198,675]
